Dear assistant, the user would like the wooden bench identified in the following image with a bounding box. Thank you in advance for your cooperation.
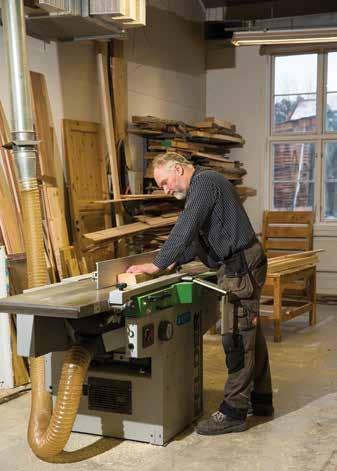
[260,265,316,342]
[260,210,316,342]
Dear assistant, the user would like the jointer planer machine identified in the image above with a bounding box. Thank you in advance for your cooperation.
[0,252,230,446]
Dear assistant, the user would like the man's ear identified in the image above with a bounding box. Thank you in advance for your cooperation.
[175,164,184,176]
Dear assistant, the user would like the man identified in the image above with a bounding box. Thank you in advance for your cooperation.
[127,152,273,435]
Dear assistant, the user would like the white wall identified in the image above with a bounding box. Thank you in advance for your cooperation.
[206,45,337,294]
[125,2,206,172]
[207,46,268,231]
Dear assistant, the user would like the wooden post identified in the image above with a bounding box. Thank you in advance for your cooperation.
[96,42,125,228]
[309,266,317,326]
[274,277,282,342]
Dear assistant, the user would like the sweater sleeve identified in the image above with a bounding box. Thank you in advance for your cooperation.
[154,173,217,270]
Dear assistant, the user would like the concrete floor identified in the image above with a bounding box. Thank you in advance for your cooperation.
[1,304,337,470]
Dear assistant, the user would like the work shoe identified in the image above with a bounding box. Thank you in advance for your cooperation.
[251,403,274,417]
[196,411,247,435]
[247,400,274,417]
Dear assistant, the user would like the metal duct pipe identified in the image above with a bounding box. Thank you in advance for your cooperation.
[2,0,37,186]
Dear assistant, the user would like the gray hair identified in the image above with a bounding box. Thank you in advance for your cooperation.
[153,152,192,171]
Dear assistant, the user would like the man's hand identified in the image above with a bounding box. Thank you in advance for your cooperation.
[126,263,160,275]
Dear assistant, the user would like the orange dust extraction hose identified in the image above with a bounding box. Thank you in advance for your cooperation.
[23,186,92,462]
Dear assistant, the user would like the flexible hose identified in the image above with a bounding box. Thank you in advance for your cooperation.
[28,346,92,460]
[20,185,47,288]
[21,187,92,461]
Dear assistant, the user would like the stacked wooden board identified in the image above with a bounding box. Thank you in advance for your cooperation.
[267,250,323,274]
[83,114,257,249]
[85,214,179,243]
[128,115,254,195]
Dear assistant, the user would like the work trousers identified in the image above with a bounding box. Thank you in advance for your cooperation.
[217,241,273,420]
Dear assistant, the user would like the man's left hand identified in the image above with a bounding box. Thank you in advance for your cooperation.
[126,263,160,275]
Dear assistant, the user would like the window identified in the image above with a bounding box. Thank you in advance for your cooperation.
[273,54,317,134]
[270,51,337,222]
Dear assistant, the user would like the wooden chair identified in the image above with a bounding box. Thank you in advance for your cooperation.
[260,211,316,342]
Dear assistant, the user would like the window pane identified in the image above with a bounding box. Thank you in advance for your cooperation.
[274,54,317,95]
[327,52,337,93]
[273,182,314,210]
[324,142,337,180]
[323,142,337,220]
[273,142,315,181]
[325,53,337,131]
[274,94,317,133]
[324,183,337,219]
[326,93,337,132]
[272,142,315,211]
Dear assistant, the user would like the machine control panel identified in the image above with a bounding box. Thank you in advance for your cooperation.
[125,281,204,318]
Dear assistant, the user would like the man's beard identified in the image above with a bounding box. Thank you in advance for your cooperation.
[173,191,186,200]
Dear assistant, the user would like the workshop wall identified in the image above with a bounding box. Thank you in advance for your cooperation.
[206,45,337,294]
[125,1,206,173]
[0,0,206,212]
[206,45,267,232]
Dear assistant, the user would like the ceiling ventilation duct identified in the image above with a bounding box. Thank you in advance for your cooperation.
[22,0,146,42]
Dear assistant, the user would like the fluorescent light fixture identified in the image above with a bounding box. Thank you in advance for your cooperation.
[231,27,337,46]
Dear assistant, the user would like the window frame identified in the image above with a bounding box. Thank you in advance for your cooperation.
[268,52,337,225]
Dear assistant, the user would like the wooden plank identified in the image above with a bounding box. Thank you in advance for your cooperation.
[128,128,162,136]
[30,73,71,278]
[268,249,323,264]
[0,102,21,216]
[43,186,70,278]
[189,130,244,145]
[235,186,257,197]
[265,211,314,225]
[84,215,178,243]
[282,303,313,320]
[30,71,56,179]
[266,264,316,278]
[0,163,25,255]
[267,259,317,274]
[109,39,133,179]
[96,44,123,212]
[96,43,125,256]
[268,254,318,268]
[117,272,152,285]
[191,152,234,164]
[59,246,81,278]
[136,214,179,226]
[267,251,302,258]
[84,221,148,242]
[261,302,313,320]
[266,225,311,239]
[0,385,30,405]
[265,239,309,251]
[110,40,127,143]
[79,194,173,205]
[205,117,235,129]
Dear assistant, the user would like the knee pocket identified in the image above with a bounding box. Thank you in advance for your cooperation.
[222,333,245,374]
